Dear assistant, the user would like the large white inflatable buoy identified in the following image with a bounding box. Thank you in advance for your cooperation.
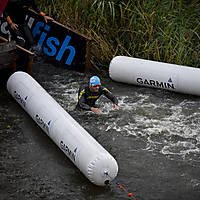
[7,71,118,186]
[109,56,200,96]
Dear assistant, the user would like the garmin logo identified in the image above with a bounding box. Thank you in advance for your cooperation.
[60,141,77,162]
[32,22,76,65]
[136,77,175,89]
[13,91,27,107]
[35,114,51,134]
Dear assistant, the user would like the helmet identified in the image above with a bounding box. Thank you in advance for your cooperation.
[89,76,101,86]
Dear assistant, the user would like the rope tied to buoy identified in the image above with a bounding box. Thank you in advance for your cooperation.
[104,172,136,200]
[116,181,136,200]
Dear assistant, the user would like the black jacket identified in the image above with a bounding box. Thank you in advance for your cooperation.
[4,0,41,25]
[76,85,118,111]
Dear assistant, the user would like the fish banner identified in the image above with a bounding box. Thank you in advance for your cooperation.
[0,9,91,73]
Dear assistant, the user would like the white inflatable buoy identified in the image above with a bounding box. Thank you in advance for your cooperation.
[109,56,200,96]
[7,71,118,186]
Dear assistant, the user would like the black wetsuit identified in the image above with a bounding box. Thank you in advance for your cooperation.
[4,0,42,49]
[76,85,118,111]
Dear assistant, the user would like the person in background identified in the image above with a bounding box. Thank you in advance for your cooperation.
[0,0,8,16]
[4,0,53,50]
[76,76,119,114]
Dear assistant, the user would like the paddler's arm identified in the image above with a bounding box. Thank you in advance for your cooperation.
[4,4,18,30]
[102,87,119,110]
[78,88,91,111]
[31,0,54,23]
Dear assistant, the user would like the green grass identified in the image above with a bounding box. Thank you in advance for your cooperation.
[37,0,200,69]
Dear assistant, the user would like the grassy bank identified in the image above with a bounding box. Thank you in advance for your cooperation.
[37,0,200,69]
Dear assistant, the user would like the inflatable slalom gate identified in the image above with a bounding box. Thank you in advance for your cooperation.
[7,71,118,186]
[109,56,200,96]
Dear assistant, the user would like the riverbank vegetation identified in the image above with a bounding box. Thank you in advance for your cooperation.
[38,0,200,69]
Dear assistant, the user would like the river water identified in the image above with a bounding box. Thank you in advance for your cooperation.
[1,62,200,200]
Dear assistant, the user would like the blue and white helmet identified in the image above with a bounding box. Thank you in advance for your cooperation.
[89,76,101,86]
